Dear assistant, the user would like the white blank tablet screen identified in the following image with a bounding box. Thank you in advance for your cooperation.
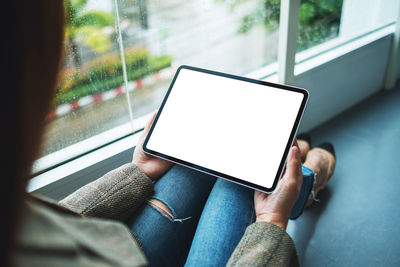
[145,68,305,189]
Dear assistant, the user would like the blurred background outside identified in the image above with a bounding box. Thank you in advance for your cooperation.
[41,0,396,158]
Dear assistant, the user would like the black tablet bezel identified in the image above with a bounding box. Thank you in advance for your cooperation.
[143,65,309,193]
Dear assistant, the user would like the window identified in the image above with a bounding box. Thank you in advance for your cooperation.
[40,0,281,162]
[339,0,398,39]
[297,0,343,51]
[294,0,398,61]
[227,0,344,52]
[118,0,280,74]
[33,0,399,181]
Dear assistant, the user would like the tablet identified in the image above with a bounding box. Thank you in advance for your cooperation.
[143,65,308,193]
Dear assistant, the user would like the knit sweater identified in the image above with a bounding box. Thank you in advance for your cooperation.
[13,163,298,266]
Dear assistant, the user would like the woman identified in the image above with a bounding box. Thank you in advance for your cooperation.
[3,1,336,266]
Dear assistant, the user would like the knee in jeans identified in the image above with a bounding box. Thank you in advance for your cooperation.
[148,198,175,221]
[147,198,191,223]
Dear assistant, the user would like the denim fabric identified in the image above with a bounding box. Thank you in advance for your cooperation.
[290,165,315,219]
[129,165,216,267]
[184,179,254,267]
[130,164,314,267]
[185,166,314,267]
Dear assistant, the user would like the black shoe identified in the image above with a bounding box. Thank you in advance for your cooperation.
[297,132,312,147]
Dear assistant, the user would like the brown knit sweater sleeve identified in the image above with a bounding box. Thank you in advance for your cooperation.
[59,163,154,221]
[227,222,299,267]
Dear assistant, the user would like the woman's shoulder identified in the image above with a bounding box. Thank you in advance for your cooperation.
[12,197,148,266]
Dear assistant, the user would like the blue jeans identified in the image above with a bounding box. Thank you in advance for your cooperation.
[129,165,315,267]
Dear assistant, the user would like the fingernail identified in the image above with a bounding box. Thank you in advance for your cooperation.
[295,147,300,158]
[292,147,299,159]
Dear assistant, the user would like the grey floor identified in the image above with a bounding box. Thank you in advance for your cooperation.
[286,84,400,266]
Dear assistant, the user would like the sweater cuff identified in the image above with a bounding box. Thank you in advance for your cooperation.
[59,163,154,220]
[227,222,299,266]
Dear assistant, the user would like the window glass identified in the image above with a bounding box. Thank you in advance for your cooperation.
[338,0,397,39]
[43,0,131,156]
[297,0,343,51]
[41,0,280,158]
[118,0,279,74]
[221,0,344,53]
[295,0,397,52]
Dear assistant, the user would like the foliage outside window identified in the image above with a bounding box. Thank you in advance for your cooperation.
[64,0,115,67]
[56,49,172,105]
[56,0,173,107]
[219,0,343,51]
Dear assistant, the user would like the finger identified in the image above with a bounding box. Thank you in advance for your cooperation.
[281,140,300,178]
[284,146,302,190]
[147,110,158,129]
[145,110,158,131]
[293,139,300,150]
[289,146,302,177]
[137,110,158,149]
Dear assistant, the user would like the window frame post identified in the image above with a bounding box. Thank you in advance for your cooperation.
[384,0,400,89]
[278,0,300,85]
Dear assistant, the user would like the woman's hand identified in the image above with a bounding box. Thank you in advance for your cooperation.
[133,111,173,181]
[254,144,303,230]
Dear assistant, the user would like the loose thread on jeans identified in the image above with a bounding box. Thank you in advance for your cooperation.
[309,172,321,203]
[173,217,192,223]
[147,200,192,223]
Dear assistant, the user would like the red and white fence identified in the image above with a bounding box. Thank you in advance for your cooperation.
[46,67,175,120]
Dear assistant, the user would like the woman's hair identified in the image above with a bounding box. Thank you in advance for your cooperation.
[2,1,64,265]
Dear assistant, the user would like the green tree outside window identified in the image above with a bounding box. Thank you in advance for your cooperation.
[218,0,343,51]
[64,0,114,67]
